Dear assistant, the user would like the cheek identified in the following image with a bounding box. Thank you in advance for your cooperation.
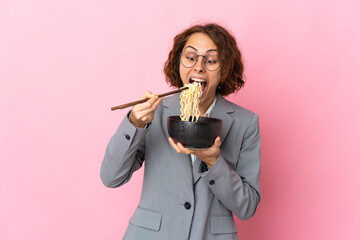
[179,66,188,83]
[210,72,221,87]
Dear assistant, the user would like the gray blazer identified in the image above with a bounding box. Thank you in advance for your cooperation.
[100,93,261,240]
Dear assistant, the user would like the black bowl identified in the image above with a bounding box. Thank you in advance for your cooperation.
[167,116,222,148]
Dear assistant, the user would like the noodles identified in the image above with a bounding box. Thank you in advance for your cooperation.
[180,82,202,122]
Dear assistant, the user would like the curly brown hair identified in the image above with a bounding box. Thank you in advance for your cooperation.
[164,23,245,96]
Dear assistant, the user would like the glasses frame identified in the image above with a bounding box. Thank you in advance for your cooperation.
[179,51,220,71]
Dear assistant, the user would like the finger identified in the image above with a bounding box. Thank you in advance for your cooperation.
[144,91,155,99]
[134,95,159,112]
[214,136,221,147]
[134,112,154,124]
[136,96,160,116]
[131,98,160,125]
[209,136,221,150]
[136,91,153,101]
[132,92,153,112]
[176,142,192,154]
[135,91,156,107]
[168,137,181,153]
[153,97,163,109]
[144,95,161,109]
[143,95,159,108]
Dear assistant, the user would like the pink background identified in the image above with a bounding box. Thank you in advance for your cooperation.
[1,0,359,239]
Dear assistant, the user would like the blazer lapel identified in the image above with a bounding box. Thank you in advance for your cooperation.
[193,95,234,184]
[162,94,194,186]
[211,94,234,143]
[193,156,201,184]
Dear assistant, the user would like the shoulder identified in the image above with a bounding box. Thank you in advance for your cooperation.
[218,95,259,125]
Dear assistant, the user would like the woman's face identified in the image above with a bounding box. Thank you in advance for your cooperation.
[179,33,221,113]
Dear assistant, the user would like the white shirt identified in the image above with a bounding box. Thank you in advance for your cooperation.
[190,97,217,166]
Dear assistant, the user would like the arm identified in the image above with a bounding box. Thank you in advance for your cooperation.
[100,92,162,188]
[100,113,148,188]
[201,114,261,220]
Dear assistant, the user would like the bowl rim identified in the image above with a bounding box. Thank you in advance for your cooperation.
[168,115,222,123]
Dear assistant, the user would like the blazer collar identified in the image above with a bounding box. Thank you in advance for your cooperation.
[210,93,234,143]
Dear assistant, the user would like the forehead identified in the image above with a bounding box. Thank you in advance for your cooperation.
[184,33,217,51]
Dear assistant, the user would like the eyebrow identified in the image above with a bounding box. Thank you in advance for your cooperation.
[184,46,218,53]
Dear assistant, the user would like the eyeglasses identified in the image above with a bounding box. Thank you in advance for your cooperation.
[180,51,220,71]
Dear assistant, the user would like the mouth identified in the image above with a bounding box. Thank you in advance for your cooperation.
[189,77,207,94]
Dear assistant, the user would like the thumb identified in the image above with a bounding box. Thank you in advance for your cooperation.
[214,136,221,147]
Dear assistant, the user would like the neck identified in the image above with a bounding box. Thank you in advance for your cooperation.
[199,95,216,116]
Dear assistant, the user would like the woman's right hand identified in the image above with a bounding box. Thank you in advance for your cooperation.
[129,91,163,128]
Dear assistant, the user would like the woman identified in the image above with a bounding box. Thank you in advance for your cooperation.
[100,23,261,240]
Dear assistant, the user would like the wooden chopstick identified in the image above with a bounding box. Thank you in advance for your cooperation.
[111,87,189,111]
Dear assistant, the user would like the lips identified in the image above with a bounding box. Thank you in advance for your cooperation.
[189,77,207,93]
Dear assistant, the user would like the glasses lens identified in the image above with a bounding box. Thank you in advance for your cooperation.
[204,54,219,71]
[181,51,197,68]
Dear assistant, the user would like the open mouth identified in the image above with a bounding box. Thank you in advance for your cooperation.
[189,77,207,93]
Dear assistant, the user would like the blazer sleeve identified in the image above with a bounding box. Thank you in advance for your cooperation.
[200,113,261,220]
[100,112,149,188]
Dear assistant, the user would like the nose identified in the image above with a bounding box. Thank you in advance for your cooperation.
[194,56,205,72]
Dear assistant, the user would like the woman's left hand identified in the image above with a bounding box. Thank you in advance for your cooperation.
[168,136,221,169]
